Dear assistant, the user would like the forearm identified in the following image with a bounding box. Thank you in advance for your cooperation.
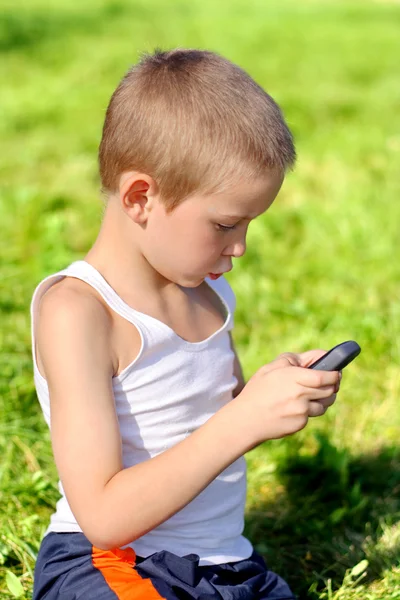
[91,398,251,549]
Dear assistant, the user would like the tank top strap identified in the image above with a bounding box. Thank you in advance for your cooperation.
[30,260,236,377]
[30,261,171,376]
[206,274,236,321]
[65,261,236,339]
[60,260,161,330]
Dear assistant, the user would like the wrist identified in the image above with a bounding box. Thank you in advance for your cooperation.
[212,393,258,455]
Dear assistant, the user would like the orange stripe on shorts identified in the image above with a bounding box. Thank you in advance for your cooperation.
[92,545,165,599]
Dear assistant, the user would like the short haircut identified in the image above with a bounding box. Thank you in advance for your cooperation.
[99,48,296,212]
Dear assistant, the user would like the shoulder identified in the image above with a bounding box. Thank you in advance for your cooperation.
[38,277,112,328]
[36,277,117,377]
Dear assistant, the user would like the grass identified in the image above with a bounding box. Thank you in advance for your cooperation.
[1,0,400,598]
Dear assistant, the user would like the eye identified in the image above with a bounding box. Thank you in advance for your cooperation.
[216,224,237,232]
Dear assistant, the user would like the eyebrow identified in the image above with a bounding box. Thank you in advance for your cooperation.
[218,213,256,220]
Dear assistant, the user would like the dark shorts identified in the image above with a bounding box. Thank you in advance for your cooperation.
[33,532,296,599]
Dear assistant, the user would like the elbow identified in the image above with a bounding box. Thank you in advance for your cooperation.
[75,507,118,550]
[73,482,148,549]
[86,531,144,552]
[84,526,124,551]
[82,514,142,551]
[80,521,114,551]
[82,516,125,550]
[87,537,119,552]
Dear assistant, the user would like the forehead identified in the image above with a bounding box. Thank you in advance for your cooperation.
[205,172,284,220]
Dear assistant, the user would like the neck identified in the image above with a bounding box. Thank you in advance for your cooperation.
[84,198,178,297]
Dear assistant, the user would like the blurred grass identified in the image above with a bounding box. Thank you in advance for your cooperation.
[1,0,400,598]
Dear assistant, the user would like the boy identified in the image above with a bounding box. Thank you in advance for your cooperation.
[31,49,340,599]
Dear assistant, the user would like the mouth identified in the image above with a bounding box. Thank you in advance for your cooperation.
[208,267,232,280]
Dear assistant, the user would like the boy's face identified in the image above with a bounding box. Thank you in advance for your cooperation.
[142,170,284,288]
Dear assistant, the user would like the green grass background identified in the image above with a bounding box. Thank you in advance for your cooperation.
[1,0,400,598]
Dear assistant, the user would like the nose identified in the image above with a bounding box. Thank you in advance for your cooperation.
[224,237,246,258]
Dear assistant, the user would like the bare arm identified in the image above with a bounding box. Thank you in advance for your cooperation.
[38,286,340,550]
[37,287,253,550]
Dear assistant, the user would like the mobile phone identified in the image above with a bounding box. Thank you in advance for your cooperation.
[308,341,361,371]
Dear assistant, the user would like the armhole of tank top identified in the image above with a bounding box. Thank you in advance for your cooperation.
[31,273,67,383]
[206,275,236,331]
[30,271,146,384]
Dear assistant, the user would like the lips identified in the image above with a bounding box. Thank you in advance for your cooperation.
[208,267,232,280]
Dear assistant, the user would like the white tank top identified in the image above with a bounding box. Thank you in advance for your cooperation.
[30,260,253,565]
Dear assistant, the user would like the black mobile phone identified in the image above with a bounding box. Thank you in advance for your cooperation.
[308,341,361,371]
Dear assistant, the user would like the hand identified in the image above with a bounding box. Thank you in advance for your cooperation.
[297,349,341,415]
[234,351,341,446]
[261,350,341,416]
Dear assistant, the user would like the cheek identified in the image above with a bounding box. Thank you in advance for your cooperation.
[148,213,223,268]
[177,227,224,272]
[193,228,223,256]
[143,217,177,263]
[175,216,217,247]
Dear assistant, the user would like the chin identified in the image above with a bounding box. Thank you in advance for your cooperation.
[188,279,204,288]
[181,275,205,288]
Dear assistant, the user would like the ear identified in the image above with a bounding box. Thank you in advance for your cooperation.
[119,172,158,224]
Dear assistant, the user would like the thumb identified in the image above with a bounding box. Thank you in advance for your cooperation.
[262,353,299,374]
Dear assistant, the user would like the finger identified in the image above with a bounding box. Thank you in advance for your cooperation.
[319,393,337,409]
[298,349,327,368]
[333,372,343,393]
[303,385,338,401]
[277,352,302,367]
[261,355,298,374]
[294,367,341,388]
[308,400,327,417]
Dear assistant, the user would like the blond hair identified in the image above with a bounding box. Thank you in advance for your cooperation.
[99,48,296,212]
